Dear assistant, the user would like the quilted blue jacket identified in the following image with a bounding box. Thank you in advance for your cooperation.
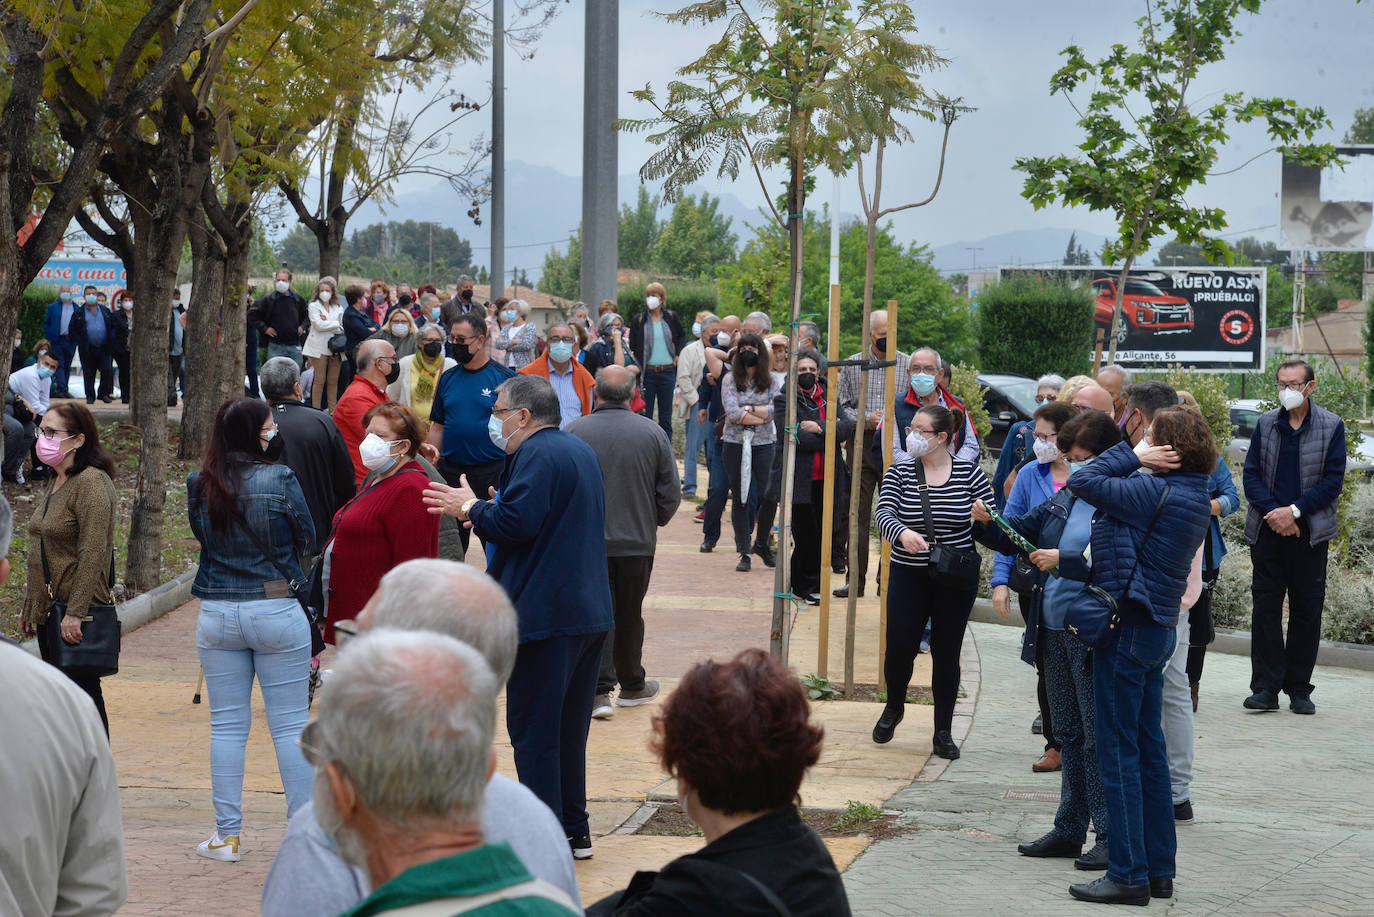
[1066,441,1211,628]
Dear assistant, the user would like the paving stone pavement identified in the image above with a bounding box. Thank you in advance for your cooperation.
[842,621,1374,915]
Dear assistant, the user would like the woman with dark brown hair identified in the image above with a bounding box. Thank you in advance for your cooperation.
[720,332,782,572]
[21,401,117,733]
[188,396,317,861]
[586,648,850,916]
[322,402,438,634]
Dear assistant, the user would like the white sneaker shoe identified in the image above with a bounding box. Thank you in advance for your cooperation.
[196,832,241,862]
[592,695,614,719]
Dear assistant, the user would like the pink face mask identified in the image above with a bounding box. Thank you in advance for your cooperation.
[36,433,75,467]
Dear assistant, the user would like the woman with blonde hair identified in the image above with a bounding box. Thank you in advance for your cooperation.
[1056,375,1097,404]
[373,307,419,360]
[388,323,456,418]
[302,276,345,411]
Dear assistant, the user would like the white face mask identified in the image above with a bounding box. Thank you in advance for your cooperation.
[391,322,410,336]
[646,295,662,310]
[358,433,401,472]
[905,429,932,459]
[275,279,290,294]
[1033,438,1060,464]
[1278,386,1306,411]
[318,289,332,303]
[1133,434,1155,474]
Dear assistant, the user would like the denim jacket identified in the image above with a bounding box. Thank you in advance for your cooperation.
[188,460,316,601]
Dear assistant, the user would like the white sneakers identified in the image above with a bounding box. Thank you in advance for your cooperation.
[196,832,241,862]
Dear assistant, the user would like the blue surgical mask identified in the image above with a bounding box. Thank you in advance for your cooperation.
[910,372,936,397]
[692,322,702,337]
[549,341,573,363]
[488,413,511,451]
[37,365,54,380]
[503,309,517,322]
[84,293,97,305]
[59,291,72,303]
[1068,457,1095,474]
[430,307,441,321]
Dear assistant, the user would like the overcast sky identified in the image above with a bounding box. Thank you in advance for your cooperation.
[422,0,1372,258]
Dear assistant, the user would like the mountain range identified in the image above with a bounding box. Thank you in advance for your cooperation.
[352,161,1125,282]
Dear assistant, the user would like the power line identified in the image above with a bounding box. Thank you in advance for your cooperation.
[469,234,573,252]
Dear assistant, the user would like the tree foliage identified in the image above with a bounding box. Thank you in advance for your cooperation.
[653,193,739,279]
[340,219,476,283]
[976,275,1096,380]
[619,185,663,270]
[1015,0,1338,363]
[539,227,582,301]
[719,210,974,362]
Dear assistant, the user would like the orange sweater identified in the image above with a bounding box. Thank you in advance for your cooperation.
[519,353,594,416]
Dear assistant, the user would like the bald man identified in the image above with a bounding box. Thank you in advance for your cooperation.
[334,339,399,485]
[1072,385,1116,416]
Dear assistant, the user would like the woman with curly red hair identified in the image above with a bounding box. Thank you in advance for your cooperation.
[586,648,851,916]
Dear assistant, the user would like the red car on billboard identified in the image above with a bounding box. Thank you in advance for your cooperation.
[1091,276,1194,345]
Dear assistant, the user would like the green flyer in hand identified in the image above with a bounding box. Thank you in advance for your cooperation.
[988,505,1060,578]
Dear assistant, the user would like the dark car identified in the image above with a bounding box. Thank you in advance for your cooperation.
[979,372,1040,459]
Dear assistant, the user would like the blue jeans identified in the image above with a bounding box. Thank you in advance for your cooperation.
[266,341,304,369]
[640,367,675,439]
[1093,620,1177,886]
[196,598,313,835]
[682,409,709,493]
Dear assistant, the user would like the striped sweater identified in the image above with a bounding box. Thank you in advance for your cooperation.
[876,458,994,567]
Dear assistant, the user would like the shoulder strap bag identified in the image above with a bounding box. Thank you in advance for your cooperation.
[39,494,121,678]
[912,461,981,589]
[1065,483,1170,649]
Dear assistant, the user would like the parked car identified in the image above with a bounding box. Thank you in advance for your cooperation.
[1226,397,1373,478]
[979,372,1040,459]
[1092,276,1194,345]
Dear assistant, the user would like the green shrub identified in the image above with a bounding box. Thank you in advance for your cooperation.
[1161,365,1233,454]
[949,362,990,441]
[20,285,58,352]
[617,278,718,329]
[976,276,1094,379]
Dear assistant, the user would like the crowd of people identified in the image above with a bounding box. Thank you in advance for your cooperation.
[0,263,1352,913]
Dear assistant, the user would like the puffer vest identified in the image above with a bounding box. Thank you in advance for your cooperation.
[1244,403,1341,546]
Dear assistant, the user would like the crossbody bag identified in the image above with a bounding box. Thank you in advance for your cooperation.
[1065,484,1170,649]
[912,461,981,589]
[39,493,121,678]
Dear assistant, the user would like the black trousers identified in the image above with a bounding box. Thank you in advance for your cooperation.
[437,457,506,557]
[846,429,882,584]
[789,481,824,598]
[884,563,977,734]
[597,555,653,695]
[112,346,131,403]
[79,344,114,401]
[1020,592,1058,751]
[722,441,775,556]
[1250,525,1329,696]
[1185,569,1220,684]
[37,622,109,736]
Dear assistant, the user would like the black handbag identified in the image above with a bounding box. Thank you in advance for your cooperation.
[1008,554,1039,595]
[327,332,348,354]
[912,461,981,589]
[39,511,120,678]
[1065,484,1170,649]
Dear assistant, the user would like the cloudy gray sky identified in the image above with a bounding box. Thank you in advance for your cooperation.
[427,0,1372,262]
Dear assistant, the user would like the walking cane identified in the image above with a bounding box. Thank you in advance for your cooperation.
[193,666,204,704]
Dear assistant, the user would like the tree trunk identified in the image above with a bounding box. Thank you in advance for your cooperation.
[181,212,227,459]
[317,213,347,281]
[1106,254,1136,365]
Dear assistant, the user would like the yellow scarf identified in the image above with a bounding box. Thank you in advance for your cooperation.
[410,351,443,416]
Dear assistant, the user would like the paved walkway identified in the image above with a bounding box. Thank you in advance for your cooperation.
[844,621,1374,915]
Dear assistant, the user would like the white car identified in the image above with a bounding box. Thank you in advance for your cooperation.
[1227,397,1373,477]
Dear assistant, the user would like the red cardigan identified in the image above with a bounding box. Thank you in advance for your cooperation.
[324,461,438,638]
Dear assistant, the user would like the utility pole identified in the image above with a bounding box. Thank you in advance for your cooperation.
[490,0,505,302]
[581,1,619,307]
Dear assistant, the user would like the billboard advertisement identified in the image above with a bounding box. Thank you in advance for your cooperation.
[1279,145,1374,251]
[34,258,129,297]
[997,266,1266,373]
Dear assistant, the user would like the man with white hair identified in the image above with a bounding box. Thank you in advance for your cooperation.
[262,560,582,916]
[833,310,910,598]
[302,629,579,917]
[0,495,128,916]
[1097,364,1132,422]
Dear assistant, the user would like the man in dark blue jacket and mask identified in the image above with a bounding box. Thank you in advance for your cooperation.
[422,374,613,863]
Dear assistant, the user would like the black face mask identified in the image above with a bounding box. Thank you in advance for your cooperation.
[262,434,285,462]
[398,294,413,307]
[450,341,477,364]
[798,372,817,390]
[459,289,473,301]
[872,336,888,354]
[422,340,444,359]
[384,361,401,385]
[738,350,759,368]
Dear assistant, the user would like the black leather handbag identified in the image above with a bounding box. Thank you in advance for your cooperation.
[912,461,981,589]
[40,533,121,678]
[1008,554,1039,595]
[1065,484,1170,649]
[327,332,348,354]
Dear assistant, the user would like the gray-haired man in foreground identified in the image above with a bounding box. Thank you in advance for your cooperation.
[261,560,582,916]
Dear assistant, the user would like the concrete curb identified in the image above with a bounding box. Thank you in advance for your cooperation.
[21,566,197,657]
[968,596,1374,673]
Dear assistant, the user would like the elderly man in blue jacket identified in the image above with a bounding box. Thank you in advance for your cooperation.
[423,374,613,863]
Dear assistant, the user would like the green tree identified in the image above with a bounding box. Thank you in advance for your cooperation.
[1016,0,1338,364]
[619,185,662,270]
[279,225,322,273]
[538,227,582,300]
[652,193,738,279]
[1063,231,1091,266]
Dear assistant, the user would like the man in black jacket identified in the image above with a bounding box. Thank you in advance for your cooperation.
[628,282,686,439]
[261,357,356,555]
[67,286,115,403]
[248,268,308,368]
[566,365,681,720]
